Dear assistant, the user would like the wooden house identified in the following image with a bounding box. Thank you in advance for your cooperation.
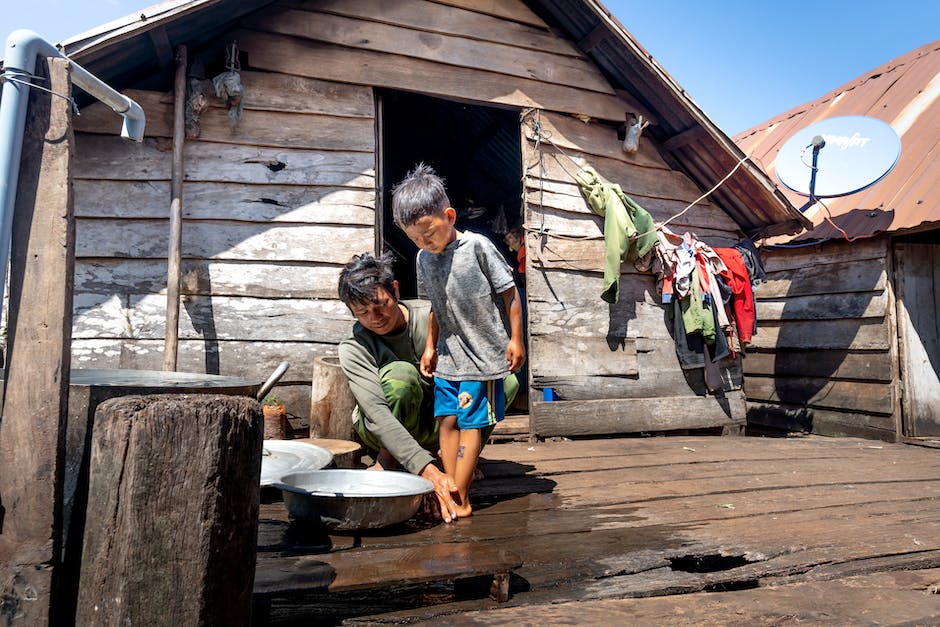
[50,0,807,435]
[735,38,940,442]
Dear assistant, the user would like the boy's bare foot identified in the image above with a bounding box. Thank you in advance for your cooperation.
[454,500,473,518]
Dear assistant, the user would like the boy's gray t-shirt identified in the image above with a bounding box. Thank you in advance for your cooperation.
[416,230,515,381]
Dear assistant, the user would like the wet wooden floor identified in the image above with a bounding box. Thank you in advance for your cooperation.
[255,435,940,625]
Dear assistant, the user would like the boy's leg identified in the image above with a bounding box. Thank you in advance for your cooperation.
[437,414,459,477]
[479,373,519,451]
[433,377,462,478]
[453,427,483,517]
[452,379,506,515]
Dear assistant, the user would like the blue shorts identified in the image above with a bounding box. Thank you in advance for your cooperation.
[434,377,505,430]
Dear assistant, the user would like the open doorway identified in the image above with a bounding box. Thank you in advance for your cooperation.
[377,89,527,410]
[377,90,524,294]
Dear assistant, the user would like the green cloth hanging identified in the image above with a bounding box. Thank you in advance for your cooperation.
[678,264,715,343]
[575,166,658,303]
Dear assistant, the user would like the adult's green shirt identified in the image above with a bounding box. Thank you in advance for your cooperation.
[337,299,435,475]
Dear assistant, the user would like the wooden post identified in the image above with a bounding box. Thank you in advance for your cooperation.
[309,355,357,440]
[163,44,187,371]
[0,57,75,624]
[75,394,262,626]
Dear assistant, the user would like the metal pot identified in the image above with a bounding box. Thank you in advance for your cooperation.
[275,469,433,530]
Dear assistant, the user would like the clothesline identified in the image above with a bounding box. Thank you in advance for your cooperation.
[521,108,753,241]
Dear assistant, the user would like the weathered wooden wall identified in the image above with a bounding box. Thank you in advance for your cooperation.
[744,238,900,441]
[521,111,748,436]
[69,0,749,431]
[71,68,372,414]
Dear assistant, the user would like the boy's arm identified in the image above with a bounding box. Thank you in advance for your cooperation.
[500,286,526,372]
[420,310,439,378]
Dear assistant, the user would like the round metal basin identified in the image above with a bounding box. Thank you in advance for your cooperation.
[260,441,333,487]
[275,469,433,530]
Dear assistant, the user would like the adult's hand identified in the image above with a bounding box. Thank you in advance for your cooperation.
[420,463,459,524]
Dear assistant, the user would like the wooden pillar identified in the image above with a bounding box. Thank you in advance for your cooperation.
[75,394,262,626]
[309,355,356,440]
[162,44,186,371]
[0,56,75,624]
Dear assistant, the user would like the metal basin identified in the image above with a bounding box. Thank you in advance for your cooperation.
[260,441,334,487]
[275,469,433,530]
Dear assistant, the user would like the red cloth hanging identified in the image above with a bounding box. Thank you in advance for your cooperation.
[714,247,755,344]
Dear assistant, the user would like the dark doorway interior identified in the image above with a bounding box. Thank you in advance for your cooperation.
[378,90,524,297]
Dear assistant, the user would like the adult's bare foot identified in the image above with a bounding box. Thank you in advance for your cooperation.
[369,449,399,471]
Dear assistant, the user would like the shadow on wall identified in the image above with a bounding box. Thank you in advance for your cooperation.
[761,223,891,428]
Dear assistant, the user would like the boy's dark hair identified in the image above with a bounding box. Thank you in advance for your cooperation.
[338,251,397,307]
[391,163,451,227]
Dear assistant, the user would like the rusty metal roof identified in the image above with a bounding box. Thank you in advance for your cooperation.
[735,38,940,242]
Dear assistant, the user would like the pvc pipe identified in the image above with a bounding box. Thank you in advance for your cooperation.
[0,29,145,324]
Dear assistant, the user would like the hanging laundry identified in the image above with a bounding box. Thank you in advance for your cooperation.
[734,238,766,286]
[655,228,736,391]
[674,238,696,299]
[714,247,756,344]
[678,263,715,343]
[575,166,658,303]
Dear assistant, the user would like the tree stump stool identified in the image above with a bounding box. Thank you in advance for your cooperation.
[294,437,363,468]
[309,355,357,440]
[75,394,262,626]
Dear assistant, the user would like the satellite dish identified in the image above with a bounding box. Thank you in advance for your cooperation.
[775,115,901,198]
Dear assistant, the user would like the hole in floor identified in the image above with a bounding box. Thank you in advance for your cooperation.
[704,579,760,592]
[668,553,751,573]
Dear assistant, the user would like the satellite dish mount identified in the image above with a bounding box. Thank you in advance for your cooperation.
[798,135,826,212]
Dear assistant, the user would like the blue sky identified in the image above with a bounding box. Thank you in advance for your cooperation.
[3,0,939,135]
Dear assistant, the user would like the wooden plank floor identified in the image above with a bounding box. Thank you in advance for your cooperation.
[257,435,940,625]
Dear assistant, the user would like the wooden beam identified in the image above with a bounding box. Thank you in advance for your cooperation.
[577,23,609,52]
[662,125,709,152]
[147,26,174,69]
[163,45,186,371]
[0,56,75,624]
[531,394,745,437]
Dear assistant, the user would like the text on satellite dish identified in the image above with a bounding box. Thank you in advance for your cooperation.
[821,132,871,150]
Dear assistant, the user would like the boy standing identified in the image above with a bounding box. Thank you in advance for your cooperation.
[392,164,525,517]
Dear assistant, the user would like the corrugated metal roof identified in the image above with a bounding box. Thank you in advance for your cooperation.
[735,38,940,242]
[5,0,809,237]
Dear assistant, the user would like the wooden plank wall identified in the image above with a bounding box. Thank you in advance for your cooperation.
[71,70,374,412]
[66,0,635,419]
[521,111,749,436]
[68,0,750,431]
[745,238,900,441]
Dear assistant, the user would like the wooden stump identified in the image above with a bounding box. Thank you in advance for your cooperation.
[309,356,356,440]
[75,394,262,626]
[294,437,363,468]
